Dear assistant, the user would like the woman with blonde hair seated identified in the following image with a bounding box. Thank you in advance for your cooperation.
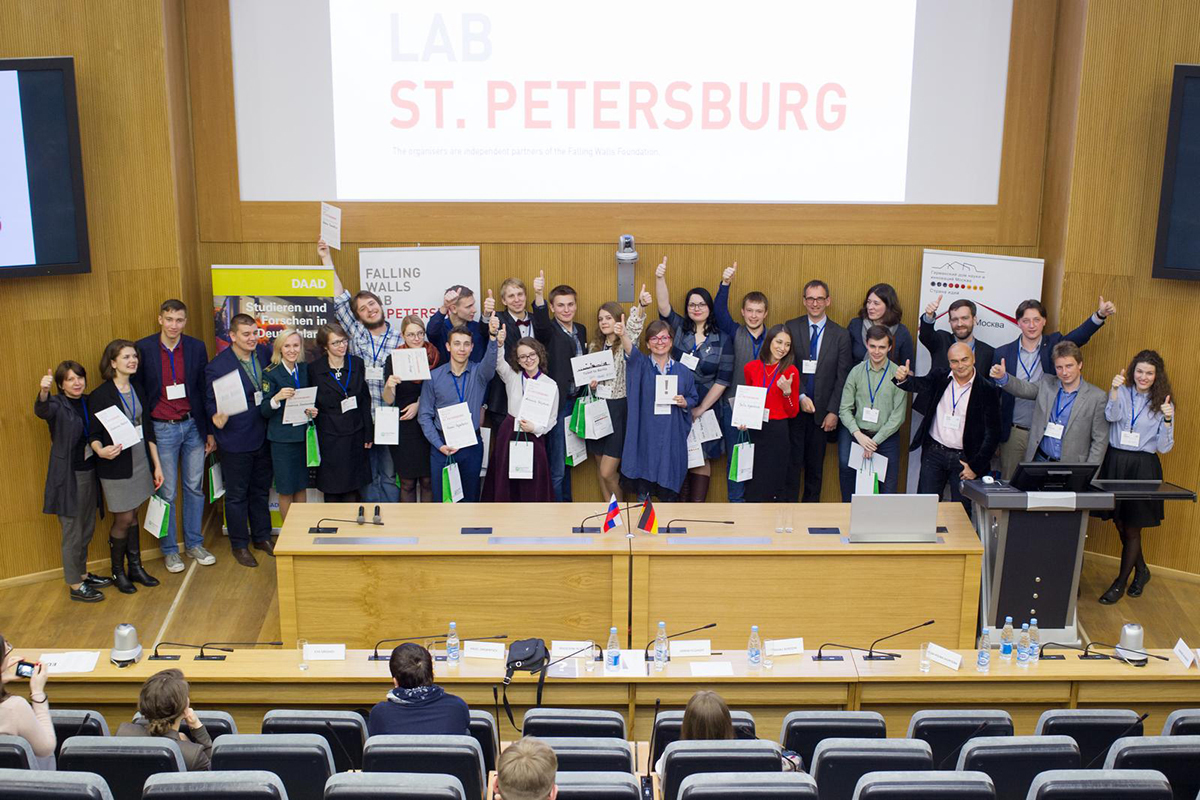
[116,668,212,770]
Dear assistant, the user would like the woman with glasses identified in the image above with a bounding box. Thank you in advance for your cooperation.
[260,328,316,520]
[482,328,558,501]
[89,339,164,594]
[311,323,373,502]
[655,258,734,502]
[620,318,698,500]
[0,635,55,768]
[848,283,914,367]
[382,315,440,502]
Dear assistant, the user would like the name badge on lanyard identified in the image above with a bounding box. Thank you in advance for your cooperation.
[1044,421,1064,440]
[166,383,186,400]
[365,326,390,383]
[862,407,880,423]
[802,359,818,374]
[341,396,358,413]
[942,414,961,431]
[1120,430,1141,448]
[680,352,700,371]
[365,366,384,382]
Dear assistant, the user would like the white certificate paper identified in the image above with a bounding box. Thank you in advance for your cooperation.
[95,405,142,449]
[655,375,678,405]
[320,201,342,250]
[731,385,768,430]
[374,405,400,444]
[283,386,318,426]
[571,350,616,386]
[438,402,478,449]
[518,377,557,430]
[392,347,431,381]
[213,369,249,416]
[696,409,722,442]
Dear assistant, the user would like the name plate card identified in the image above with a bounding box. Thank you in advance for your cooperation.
[669,639,712,658]
[925,642,963,670]
[302,644,346,661]
[463,641,507,660]
[551,640,595,660]
[1173,638,1196,668]
[689,661,734,677]
[765,638,805,656]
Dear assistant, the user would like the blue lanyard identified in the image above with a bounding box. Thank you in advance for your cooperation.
[162,343,179,383]
[116,386,138,421]
[749,331,764,360]
[1053,387,1077,422]
[950,379,970,413]
[80,397,90,436]
[809,322,824,358]
[451,370,468,403]
[1129,387,1148,431]
[1018,347,1039,380]
[655,358,675,376]
[332,358,353,397]
[289,366,300,389]
[240,355,260,386]
[366,324,391,365]
[866,362,889,406]
[761,363,782,389]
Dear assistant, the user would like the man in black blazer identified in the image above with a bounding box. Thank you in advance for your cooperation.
[917,295,995,374]
[783,280,853,502]
[531,270,588,502]
[486,277,537,425]
[133,299,216,573]
[894,343,1001,512]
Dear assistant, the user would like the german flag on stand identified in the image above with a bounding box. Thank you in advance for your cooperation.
[636,500,658,534]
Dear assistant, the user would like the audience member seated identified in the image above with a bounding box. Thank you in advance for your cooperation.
[115,668,212,770]
[368,643,470,736]
[497,736,559,800]
[0,634,55,765]
[655,690,734,780]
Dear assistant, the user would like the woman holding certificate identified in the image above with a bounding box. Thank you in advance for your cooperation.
[740,326,801,503]
[382,315,441,503]
[620,318,698,500]
[482,328,558,501]
[586,290,649,500]
[89,339,164,594]
[655,258,733,502]
[310,324,373,502]
[260,329,316,520]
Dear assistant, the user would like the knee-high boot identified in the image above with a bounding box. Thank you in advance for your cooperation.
[109,537,136,594]
[125,530,160,587]
[689,473,711,503]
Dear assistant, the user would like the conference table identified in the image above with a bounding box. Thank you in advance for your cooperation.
[274,503,983,654]
[20,647,1198,740]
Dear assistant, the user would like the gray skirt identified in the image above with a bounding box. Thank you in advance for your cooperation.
[100,440,154,513]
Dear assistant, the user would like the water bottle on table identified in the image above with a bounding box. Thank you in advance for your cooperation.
[1000,616,1014,661]
[747,625,762,669]
[654,621,668,672]
[606,627,621,669]
[1016,622,1030,667]
[1028,618,1040,663]
[976,628,991,673]
[446,621,460,665]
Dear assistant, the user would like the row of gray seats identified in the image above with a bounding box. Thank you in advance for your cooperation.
[0,767,1189,800]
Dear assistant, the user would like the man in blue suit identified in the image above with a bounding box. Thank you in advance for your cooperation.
[205,313,274,568]
[991,296,1116,478]
[134,300,217,573]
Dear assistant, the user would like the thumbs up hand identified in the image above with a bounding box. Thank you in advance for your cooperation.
[39,369,53,393]
[1098,295,1116,319]
[483,288,495,317]
[925,294,943,318]
[613,314,626,338]
[1112,368,1126,390]
[533,270,545,296]
[656,257,668,278]
[722,262,737,285]
[776,371,793,396]
[989,359,1006,380]
[894,359,912,382]
[638,283,652,309]
[1161,395,1173,421]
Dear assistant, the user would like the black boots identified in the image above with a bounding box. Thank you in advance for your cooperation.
[109,537,136,594]
[125,534,160,587]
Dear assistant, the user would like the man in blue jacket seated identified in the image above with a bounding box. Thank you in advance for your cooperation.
[368,643,470,736]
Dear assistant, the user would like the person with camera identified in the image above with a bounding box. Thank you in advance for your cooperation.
[0,634,55,764]
[116,668,212,770]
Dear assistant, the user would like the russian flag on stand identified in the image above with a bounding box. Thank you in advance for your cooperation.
[602,494,622,531]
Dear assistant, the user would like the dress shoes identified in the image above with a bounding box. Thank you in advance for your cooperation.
[69,584,105,603]
[232,547,258,568]
[251,538,276,557]
[84,573,114,588]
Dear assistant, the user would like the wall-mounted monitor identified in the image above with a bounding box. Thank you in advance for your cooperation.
[0,56,90,279]
[1152,64,1200,280]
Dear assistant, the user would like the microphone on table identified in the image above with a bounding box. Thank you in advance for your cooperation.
[309,513,384,534]
[574,509,610,534]
[369,633,448,661]
[194,641,283,661]
[357,505,366,524]
[1083,713,1149,768]
[812,643,900,662]
[1084,641,1168,663]
[325,720,358,771]
[642,623,717,662]
[865,620,936,661]
[660,519,735,535]
[150,641,227,661]
[1037,641,1091,660]
[936,721,990,769]
[373,505,382,525]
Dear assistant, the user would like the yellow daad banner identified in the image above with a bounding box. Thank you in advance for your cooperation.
[211,265,336,362]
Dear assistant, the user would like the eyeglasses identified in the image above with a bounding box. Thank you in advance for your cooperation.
[648,334,672,344]
[327,339,348,348]
[804,296,828,303]
[403,331,425,341]
[686,302,707,310]
[517,353,540,363]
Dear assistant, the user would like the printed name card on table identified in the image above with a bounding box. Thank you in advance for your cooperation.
[1173,638,1197,668]
[669,639,712,658]
[924,643,962,670]
[765,638,805,657]
[302,644,346,661]
[550,640,595,660]
[604,650,649,676]
[689,661,734,677]
[38,651,100,674]
[463,641,506,660]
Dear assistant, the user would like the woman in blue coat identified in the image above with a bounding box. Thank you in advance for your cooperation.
[619,317,699,500]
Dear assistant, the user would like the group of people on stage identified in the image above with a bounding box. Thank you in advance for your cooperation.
[35,243,1176,605]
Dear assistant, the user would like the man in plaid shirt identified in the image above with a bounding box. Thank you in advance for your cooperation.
[321,239,405,502]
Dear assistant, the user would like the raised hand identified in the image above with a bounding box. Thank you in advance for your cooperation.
[777,372,793,395]
[638,283,652,308]
[722,261,737,285]
[925,294,943,318]
[656,257,668,278]
[496,325,507,346]
[895,359,912,382]
[988,358,1006,381]
[1161,395,1174,420]
[489,314,501,337]
[317,238,330,261]
[39,369,53,396]
[533,269,545,295]
[442,287,461,314]
[613,313,625,338]
[1097,295,1116,318]
[483,289,495,318]
[1112,368,1126,390]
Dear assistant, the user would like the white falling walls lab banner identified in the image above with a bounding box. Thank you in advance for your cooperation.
[358,246,481,325]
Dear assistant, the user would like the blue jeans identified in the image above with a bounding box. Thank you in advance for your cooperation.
[837,427,901,502]
[545,399,574,502]
[153,418,206,553]
[721,399,745,502]
[430,443,484,503]
[363,441,401,503]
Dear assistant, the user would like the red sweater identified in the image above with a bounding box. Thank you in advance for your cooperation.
[742,361,801,420]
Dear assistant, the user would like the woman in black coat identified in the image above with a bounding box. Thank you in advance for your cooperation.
[88,340,165,594]
[309,323,373,501]
[35,360,113,602]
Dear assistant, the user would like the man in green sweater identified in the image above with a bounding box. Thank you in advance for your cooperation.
[837,325,909,500]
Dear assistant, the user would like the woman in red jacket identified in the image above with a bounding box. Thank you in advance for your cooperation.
[740,325,800,502]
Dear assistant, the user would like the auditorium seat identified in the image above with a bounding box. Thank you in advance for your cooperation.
[954,735,1079,800]
[554,771,642,800]
[262,709,368,771]
[810,739,934,800]
[780,711,887,772]
[905,710,1012,769]
[1161,709,1200,736]
[142,771,288,799]
[538,736,633,772]
[0,734,35,769]
[850,771,995,799]
[132,710,238,739]
[652,710,757,764]
[323,772,467,799]
[50,709,110,759]
[1035,709,1144,769]
[210,733,333,800]
[0,767,113,799]
[468,710,499,774]
[58,736,184,800]
[362,735,485,800]
[678,771,819,799]
[1102,735,1200,799]
[1026,769,1173,799]
[660,740,784,800]
[522,708,627,738]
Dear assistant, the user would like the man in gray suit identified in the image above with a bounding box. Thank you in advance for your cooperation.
[988,340,1108,465]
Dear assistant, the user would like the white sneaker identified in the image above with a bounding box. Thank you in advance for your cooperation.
[186,546,217,566]
[164,553,185,573]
